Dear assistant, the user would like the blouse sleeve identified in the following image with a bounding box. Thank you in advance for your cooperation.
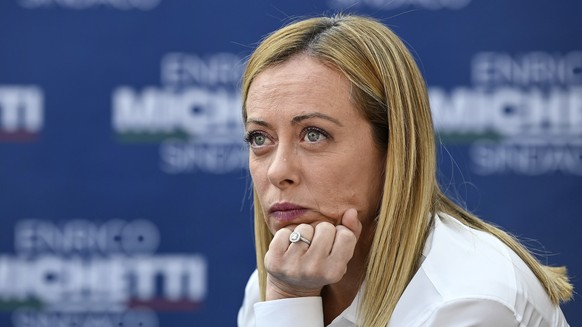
[421,298,520,327]
[238,270,259,327]
[254,297,324,327]
[237,270,324,327]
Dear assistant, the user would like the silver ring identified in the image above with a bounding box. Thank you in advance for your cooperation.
[289,231,311,246]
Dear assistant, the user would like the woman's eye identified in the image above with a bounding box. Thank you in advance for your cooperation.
[253,134,266,145]
[245,132,270,147]
[303,128,328,143]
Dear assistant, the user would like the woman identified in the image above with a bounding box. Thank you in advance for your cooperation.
[237,14,572,326]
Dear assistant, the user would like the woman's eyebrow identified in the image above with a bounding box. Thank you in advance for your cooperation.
[245,119,271,129]
[291,112,343,126]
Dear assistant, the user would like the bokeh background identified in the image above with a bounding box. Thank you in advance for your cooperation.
[0,0,580,326]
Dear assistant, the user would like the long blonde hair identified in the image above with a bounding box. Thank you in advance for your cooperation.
[241,14,573,326]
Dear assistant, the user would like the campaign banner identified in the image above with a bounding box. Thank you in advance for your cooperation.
[1,0,580,325]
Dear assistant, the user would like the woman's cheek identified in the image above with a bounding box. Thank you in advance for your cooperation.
[316,197,347,223]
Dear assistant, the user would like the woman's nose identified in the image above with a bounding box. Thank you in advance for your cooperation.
[267,144,300,189]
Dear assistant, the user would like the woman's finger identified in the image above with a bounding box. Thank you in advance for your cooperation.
[329,225,358,263]
[287,223,314,251]
[339,208,362,240]
[267,227,292,258]
[308,222,336,256]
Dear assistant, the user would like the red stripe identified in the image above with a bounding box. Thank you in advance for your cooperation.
[0,131,39,142]
[126,298,201,311]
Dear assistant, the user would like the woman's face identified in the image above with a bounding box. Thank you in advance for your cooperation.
[245,55,385,234]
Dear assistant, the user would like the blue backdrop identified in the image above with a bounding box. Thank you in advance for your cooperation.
[0,0,580,326]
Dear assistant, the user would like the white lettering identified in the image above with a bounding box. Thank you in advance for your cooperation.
[15,219,159,255]
[112,87,176,134]
[472,51,582,87]
[112,52,245,174]
[0,255,207,307]
[112,86,243,140]
[161,53,244,86]
[0,86,43,132]
[489,87,523,135]
[18,0,161,10]
[12,310,159,327]
[429,86,581,138]
[328,0,472,10]
[0,257,26,300]
[133,255,207,301]
[570,86,582,133]
[430,87,487,133]
[120,220,160,254]
[160,140,248,174]
[471,141,582,175]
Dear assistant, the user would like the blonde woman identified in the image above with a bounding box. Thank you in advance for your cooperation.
[237,14,572,326]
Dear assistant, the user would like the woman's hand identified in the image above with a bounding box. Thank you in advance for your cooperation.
[264,208,362,300]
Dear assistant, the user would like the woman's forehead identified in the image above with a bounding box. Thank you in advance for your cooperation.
[246,56,351,113]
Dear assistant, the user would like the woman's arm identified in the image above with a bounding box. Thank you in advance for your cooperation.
[238,270,324,327]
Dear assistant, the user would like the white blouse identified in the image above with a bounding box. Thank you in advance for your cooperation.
[238,213,570,326]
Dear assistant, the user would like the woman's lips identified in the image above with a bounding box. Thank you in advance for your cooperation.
[269,203,308,221]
